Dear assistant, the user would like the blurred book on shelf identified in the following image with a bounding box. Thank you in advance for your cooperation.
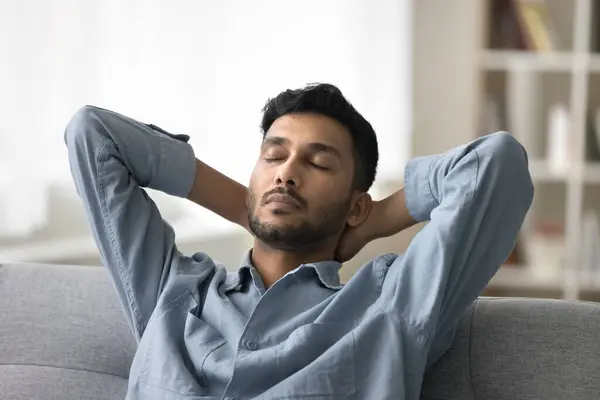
[592,2,600,53]
[489,0,528,50]
[489,0,561,51]
[586,108,600,162]
[514,0,561,51]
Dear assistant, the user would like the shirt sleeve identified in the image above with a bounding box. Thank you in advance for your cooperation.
[379,132,534,366]
[64,105,197,340]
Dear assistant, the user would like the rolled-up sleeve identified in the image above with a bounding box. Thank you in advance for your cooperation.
[381,132,534,366]
[65,106,197,340]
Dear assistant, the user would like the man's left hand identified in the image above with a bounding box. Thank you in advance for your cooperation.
[334,202,380,263]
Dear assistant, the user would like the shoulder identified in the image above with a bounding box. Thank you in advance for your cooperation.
[159,251,231,306]
[344,252,400,291]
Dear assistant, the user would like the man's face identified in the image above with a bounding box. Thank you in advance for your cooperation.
[247,113,356,250]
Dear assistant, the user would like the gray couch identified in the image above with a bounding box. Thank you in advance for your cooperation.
[1,262,599,400]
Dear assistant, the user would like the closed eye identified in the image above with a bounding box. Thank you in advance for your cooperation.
[311,163,330,171]
[264,157,284,163]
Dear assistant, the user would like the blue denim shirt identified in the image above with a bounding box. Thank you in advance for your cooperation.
[65,106,533,400]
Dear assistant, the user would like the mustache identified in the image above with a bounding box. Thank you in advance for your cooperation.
[261,186,306,207]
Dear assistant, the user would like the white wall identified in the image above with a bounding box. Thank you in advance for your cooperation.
[411,0,482,156]
[0,0,413,264]
[1,0,412,182]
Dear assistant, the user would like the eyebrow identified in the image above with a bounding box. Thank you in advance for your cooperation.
[262,136,342,159]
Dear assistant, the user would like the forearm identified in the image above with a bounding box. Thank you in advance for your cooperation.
[369,188,418,240]
[369,132,532,241]
[187,159,249,231]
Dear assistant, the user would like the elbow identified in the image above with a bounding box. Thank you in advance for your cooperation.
[492,131,530,171]
[64,105,107,149]
[481,132,534,206]
[64,106,113,175]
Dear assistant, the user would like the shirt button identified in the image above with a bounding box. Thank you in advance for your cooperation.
[245,340,259,351]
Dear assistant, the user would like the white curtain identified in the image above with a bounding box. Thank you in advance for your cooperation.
[0,0,412,237]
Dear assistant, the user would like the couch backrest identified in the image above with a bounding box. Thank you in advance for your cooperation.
[422,297,600,400]
[1,262,600,400]
[0,262,136,400]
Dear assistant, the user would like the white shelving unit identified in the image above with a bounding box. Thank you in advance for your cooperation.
[480,50,575,71]
[475,0,600,300]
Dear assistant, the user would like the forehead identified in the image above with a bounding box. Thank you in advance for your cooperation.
[265,113,353,154]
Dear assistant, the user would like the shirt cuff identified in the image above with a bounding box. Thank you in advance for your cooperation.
[403,155,439,222]
[150,132,197,198]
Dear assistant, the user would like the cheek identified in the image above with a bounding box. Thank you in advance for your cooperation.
[248,164,262,189]
[308,181,352,210]
[248,169,270,203]
[309,175,350,196]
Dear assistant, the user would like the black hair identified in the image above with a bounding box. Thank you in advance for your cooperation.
[260,83,379,192]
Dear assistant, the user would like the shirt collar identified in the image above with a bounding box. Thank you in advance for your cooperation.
[221,251,253,293]
[302,260,344,290]
[222,249,344,293]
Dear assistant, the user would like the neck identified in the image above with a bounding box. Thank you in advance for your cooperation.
[251,239,338,288]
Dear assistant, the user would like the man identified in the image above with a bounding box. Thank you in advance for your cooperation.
[65,83,533,399]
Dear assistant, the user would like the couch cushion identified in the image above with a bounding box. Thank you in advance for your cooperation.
[0,262,137,399]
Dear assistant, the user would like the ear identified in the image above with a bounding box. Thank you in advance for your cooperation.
[346,192,372,228]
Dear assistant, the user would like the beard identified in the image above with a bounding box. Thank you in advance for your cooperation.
[246,189,351,250]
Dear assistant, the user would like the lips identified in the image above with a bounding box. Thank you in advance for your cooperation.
[265,193,302,208]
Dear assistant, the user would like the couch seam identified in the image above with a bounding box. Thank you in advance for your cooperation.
[0,362,128,380]
[468,298,479,400]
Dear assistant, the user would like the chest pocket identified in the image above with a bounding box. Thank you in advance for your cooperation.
[135,290,226,399]
[263,322,357,399]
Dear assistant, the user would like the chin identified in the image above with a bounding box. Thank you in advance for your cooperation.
[255,208,303,225]
[260,213,302,227]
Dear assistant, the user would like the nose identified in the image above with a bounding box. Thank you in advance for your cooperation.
[274,158,302,188]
